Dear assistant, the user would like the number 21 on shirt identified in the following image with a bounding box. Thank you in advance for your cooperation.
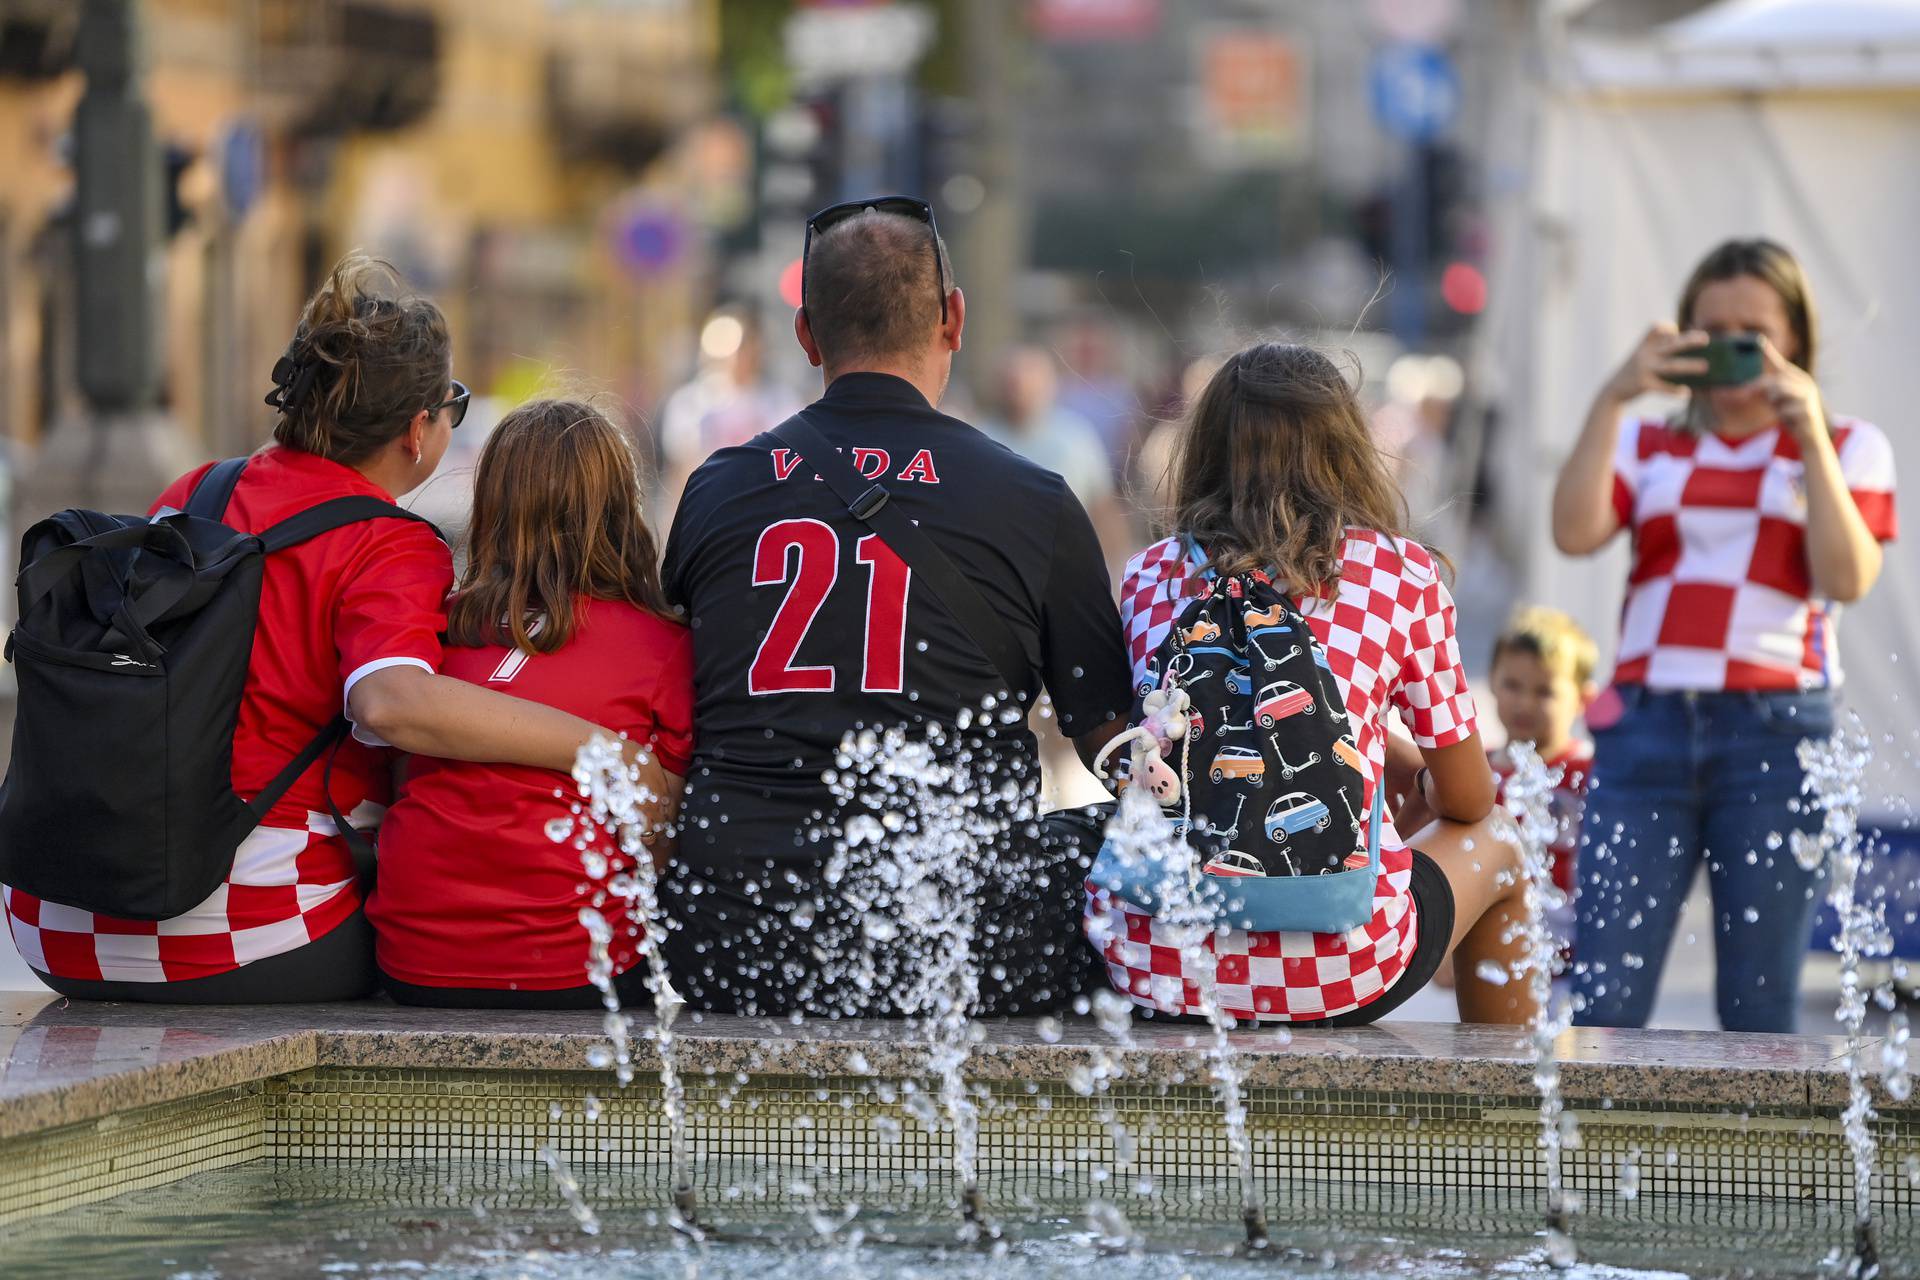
[749,518,911,695]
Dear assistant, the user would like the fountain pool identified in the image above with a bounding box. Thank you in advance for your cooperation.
[1,1001,1914,1279]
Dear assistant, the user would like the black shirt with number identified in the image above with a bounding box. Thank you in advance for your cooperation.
[659,372,1131,1007]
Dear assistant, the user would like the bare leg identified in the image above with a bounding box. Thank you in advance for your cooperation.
[1406,811,1538,1026]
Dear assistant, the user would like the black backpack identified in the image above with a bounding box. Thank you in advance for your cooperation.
[0,457,437,920]
[1092,566,1383,934]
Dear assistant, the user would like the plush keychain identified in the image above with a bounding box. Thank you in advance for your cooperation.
[1093,684,1194,807]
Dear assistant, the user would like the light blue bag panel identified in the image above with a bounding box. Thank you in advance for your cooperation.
[1090,782,1384,934]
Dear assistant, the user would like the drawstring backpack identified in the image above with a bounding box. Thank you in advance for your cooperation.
[1089,539,1382,933]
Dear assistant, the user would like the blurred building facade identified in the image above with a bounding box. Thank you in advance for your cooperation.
[0,0,724,463]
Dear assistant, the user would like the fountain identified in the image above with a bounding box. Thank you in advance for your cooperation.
[1794,721,1888,1277]
[567,734,700,1233]
[819,715,1020,1238]
[1089,776,1270,1251]
[1499,742,1577,1269]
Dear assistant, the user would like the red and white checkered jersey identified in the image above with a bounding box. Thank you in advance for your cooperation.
[1609,417,1897,691]
[1086,845,1421,1021]
[3,446,451,984]
[1093,529,1478,1021]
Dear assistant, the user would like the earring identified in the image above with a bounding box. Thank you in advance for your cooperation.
[412,449,422,465]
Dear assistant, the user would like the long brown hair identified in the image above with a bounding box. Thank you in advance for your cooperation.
[1678,237,1818,375]
[1169,342,1420,591]
[446,399,670,654]
[270,253,451,465]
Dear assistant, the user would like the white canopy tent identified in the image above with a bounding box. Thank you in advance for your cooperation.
[1480,0,1920,799]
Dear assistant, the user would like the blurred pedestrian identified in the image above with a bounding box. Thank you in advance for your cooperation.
[658,307,801,519]
[980,345,1127,557]
[1551,238,1897,1032]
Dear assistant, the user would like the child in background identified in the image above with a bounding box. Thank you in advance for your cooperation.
[1487,605,1598,959]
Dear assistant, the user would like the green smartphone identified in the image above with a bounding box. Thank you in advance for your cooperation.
[1669,333,1762,388]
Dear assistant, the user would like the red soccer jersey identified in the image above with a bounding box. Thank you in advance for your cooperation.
[369,598,695,990]
[4,446,451,983]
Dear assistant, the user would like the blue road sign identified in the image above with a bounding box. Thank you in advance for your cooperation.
[1368,43,1459,142]
[219,119,264,219]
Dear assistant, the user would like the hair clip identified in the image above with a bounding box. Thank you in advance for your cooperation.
[264,354,323,415]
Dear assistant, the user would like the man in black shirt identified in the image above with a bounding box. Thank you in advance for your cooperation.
[661,201,1133,1016]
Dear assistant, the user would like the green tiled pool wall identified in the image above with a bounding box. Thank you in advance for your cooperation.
[269,1068,1920,1210]
[0,1083,269,1226]
[4,1066,1917,1227]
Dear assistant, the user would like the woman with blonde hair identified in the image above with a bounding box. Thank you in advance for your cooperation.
[370,399,693,1008]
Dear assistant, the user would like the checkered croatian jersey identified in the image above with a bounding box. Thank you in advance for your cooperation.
[1091,529,1478,1021]
[1609,417,1897,691]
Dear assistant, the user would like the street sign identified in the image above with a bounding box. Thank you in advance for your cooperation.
[1367,42,1459,142]
[1194,27,1309,168]
[611,203,687,278]
[785,2,933,81]
[218,119,264,219]
[1364,0,1461,45]
[1029,0,1161,42]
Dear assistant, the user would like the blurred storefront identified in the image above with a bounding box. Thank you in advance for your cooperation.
[0,0,725,461]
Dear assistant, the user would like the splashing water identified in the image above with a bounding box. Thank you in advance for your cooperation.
[1500,743,1577,1269]
[1090,775,1269,1250]
[1795,722,1887,1276]
[568,734,700,1233]
[820,718,1024,1233]
[537,1142,599,1236]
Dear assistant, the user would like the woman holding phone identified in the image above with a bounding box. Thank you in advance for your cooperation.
[1551,238,1897,1032]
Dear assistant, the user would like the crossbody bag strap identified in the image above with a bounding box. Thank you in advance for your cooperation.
[771,413,1030,698]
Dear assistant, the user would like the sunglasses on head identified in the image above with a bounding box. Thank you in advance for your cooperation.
[427,379,471,429]
[802,196,949,324]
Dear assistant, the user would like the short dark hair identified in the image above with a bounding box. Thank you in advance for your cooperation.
[802,210,952,366]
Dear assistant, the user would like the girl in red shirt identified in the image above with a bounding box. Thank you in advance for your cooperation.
[3,256,662,1004]
[370,399,693,1008]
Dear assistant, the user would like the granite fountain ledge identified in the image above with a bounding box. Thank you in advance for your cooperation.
[0,992,1888,1143]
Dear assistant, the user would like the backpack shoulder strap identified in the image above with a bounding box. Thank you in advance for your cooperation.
[185,457,250,520]
[257,496,442,555]
[771,412,1030,697]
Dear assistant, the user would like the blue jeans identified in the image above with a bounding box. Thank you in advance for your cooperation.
[1572,687,1833,1033]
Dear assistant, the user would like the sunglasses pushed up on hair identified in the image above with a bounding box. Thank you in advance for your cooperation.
[802,196,948,324]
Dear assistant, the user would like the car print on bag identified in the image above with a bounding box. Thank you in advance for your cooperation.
[1202,848,1267,878]
[1332,734,1364,772]
[1242,603,1289,630]
[1224,669,1251,698]
[1255,680,1314,727]
[1182,618,1222,645]
[1264,791,1332,842]
[1209,745,1265,786]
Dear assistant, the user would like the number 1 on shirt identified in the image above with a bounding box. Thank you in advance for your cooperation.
[748,519,911,695]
